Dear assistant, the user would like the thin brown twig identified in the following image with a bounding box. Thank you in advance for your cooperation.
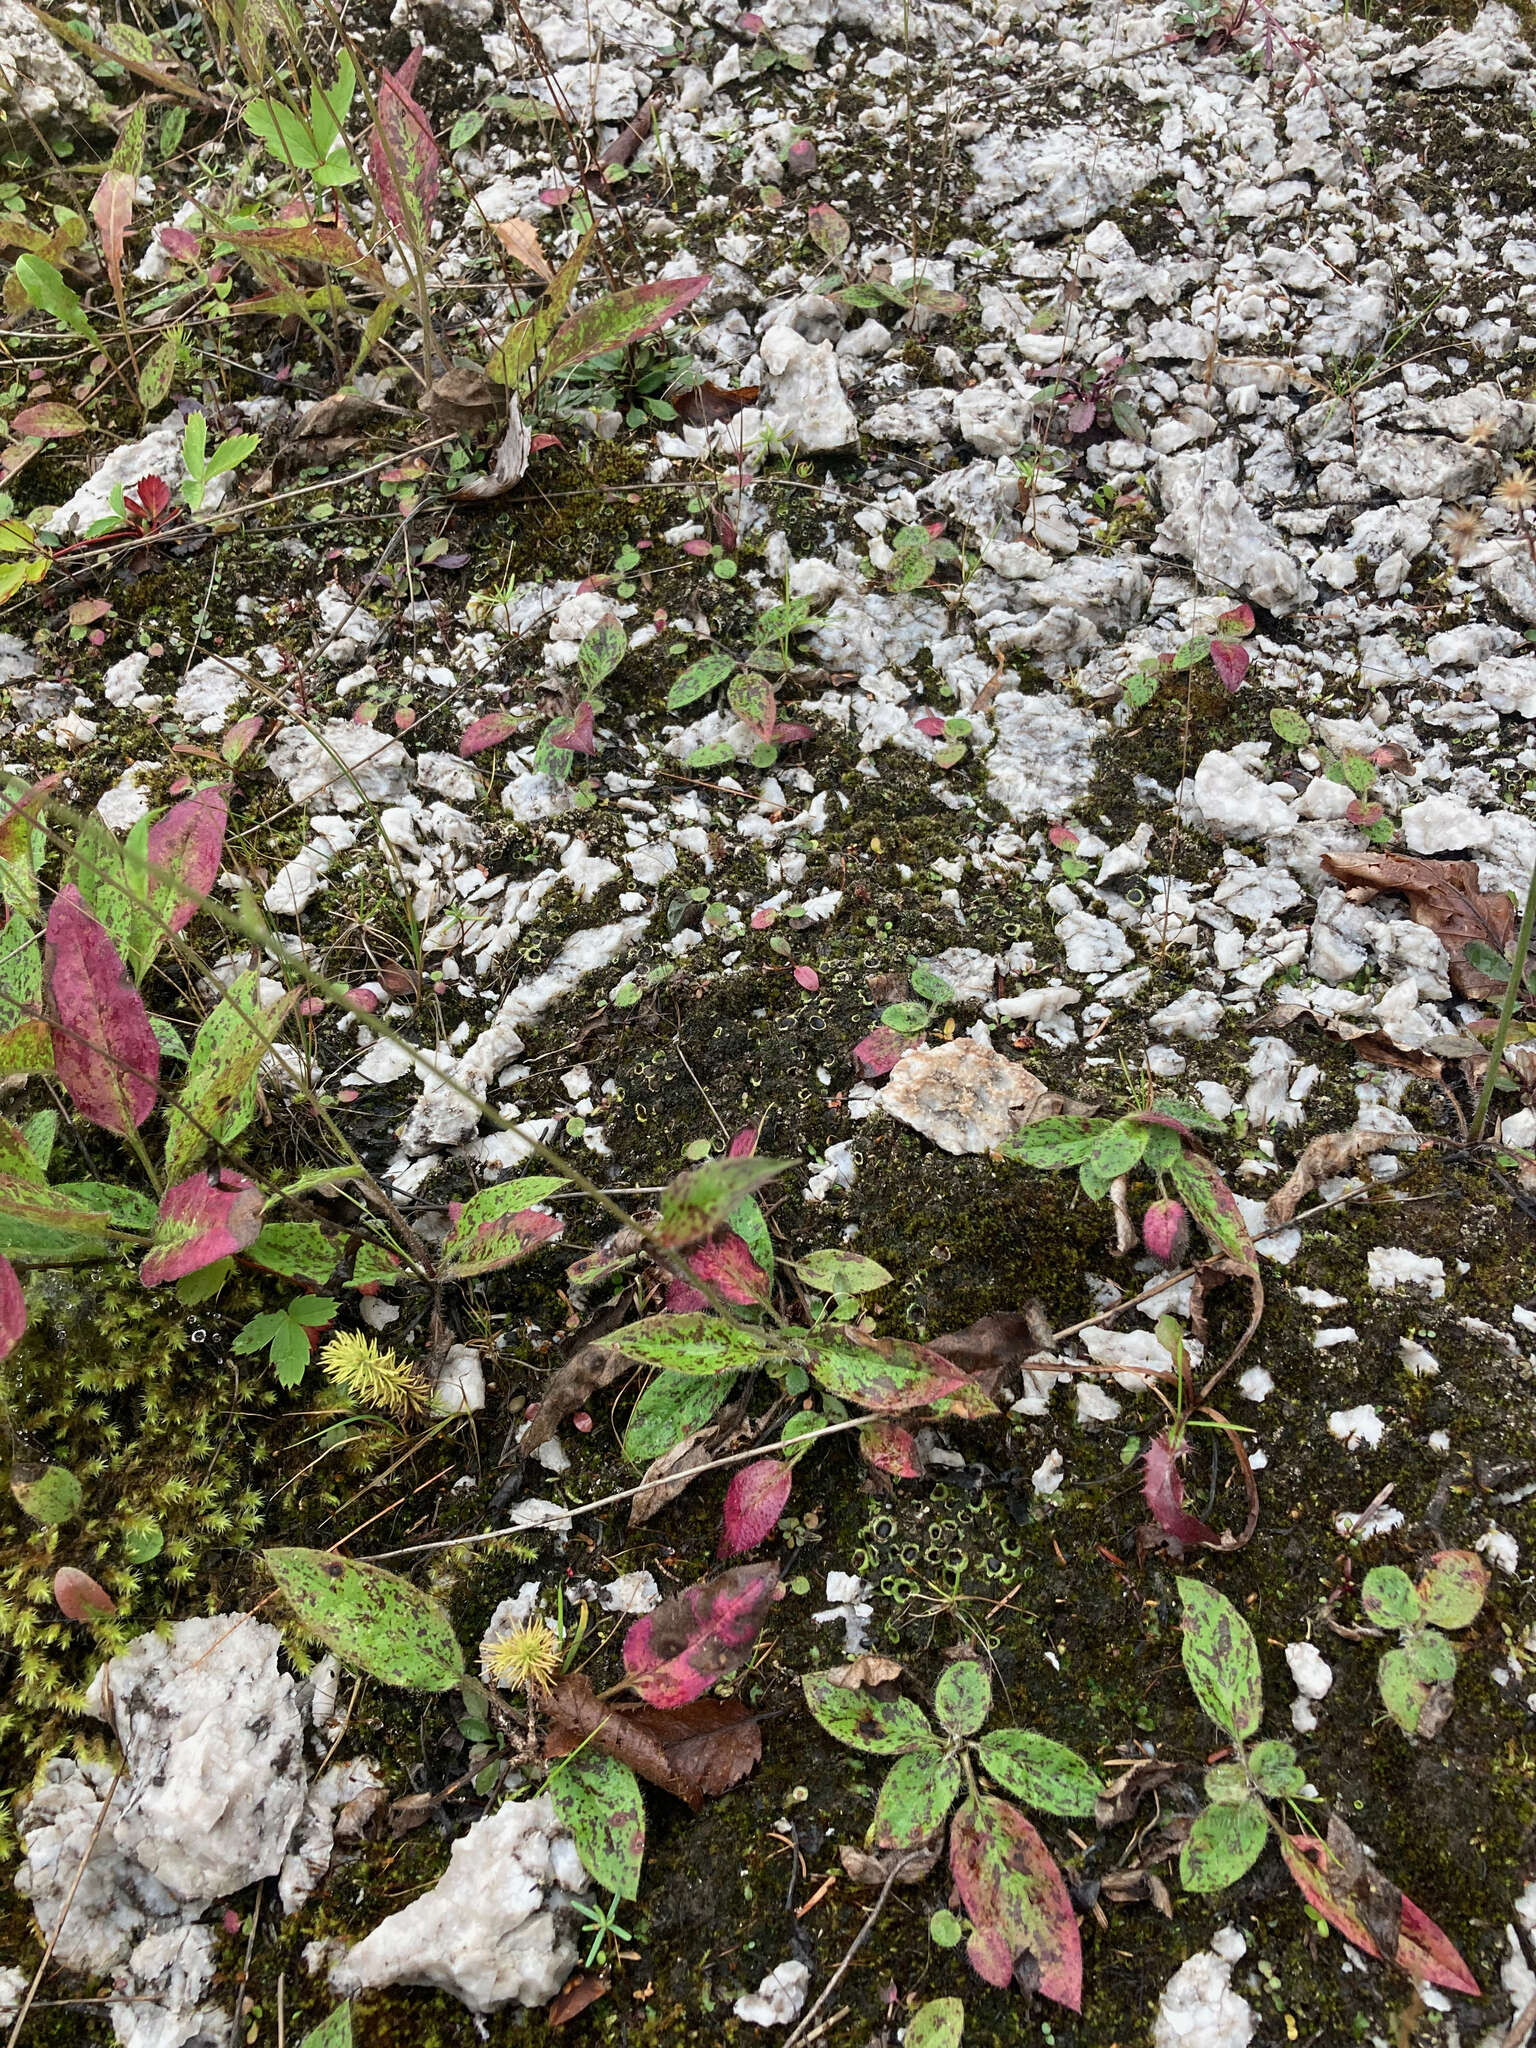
[783,1850,925,2048]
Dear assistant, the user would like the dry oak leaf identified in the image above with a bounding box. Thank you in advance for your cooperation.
[1321,848,1516,1000]
[1265,1126,1417,1227]
[826,1654,904,1690]
[420,364,504,436]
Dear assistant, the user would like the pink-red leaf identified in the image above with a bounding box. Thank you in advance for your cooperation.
[1143,1433,1221,1550]
[54,1565,116,1621]
[1142,1198,1190,1266]
[92,167,136,293]
[1216,602,1255,638]
[44,886,159,1135]
[718,1458,792,1558]
[1209,638,1250,691]
[0,1254,25,1364]
[147,784,228,938]
[140,1168,264,1286]
[852,1026,919,1078]
[1280,1832,1479,1996]
[623,1561,779,1707]
[664,1229,770,1312]
[949,1795,1082,2009]
[11,403,86,439]
[858,1418,920,1478]
[547,701,596,755]
[793,965,819,991]
[459,712,519,756]
[369,48,440,244]
[802,1330,996,1419]
[728,1126,759,1158]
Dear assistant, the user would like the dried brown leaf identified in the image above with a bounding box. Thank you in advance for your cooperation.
[672,382,762,427]
[1321,848,1517,999]
[521,1342,630,1452]
[545,1672,763,1806]
[294,390,382,438]
[491,218,555,282]
[1093,1759,1181,1831]
[839,1840,941,1887]
[550,1972,609,2026]
[826,1654,904,1690]
[449,398,531,502]
[1266,1127,1415,1226]
[421,365,503,437]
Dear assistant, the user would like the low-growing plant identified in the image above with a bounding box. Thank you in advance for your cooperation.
[1122,604,1254,709]
[804,1653,1102,2008]
[1173,1578,1478,1993]
[666,592,820,770]
[1359,1551,1489,1738]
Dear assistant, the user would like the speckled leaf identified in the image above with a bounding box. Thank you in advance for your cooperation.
[607,1312,771,1377]
[801,1329,995,1419]
[0,775,54,921]
[0,914,51,1073]
[1416,1551,1488,1630]
[1169,1152,1257,1274]
[265,1547,464,1690]
[0,1252,25,1362]
[719,1457,792,1559]
[578,616,626,692]
[726,1193,773,1286]
[1177,1578,1263,1742]
[459,711,520,756]
[1180,1796,1267,1892]
[1248,1741,1305,1799]
[0,1173,113,1261]
[905,1998,963,2048]
[949,1795,1081,2010]
[165,970,288,1182]
[728,670,775,740]
[1280,1829,1479,1995]
[439,1176,567,1278]
[934,1659,991,1738]
[655,1155,793,1249]
[44,886,159,1134]
[623,1368,737,1464]
[1081,1116,1150,1193]
[144,784,228,956]
[793,1249,892,1296]
[1378,1647,1435,1736]
[806,201,850,261]
[297,2005,352,2048]
[550,1750,645,1901]
[975,1731,1104,1817]
[541,274,710,383]
[11,1463,81,1525]
[999,1116,1099,1171]
[1361,1565,1420,1631]
[667,650,735,710]
[247,1221,340,1285]
[801,1672,932,1754]
[140,1168,264,1285]
[666,1229,769,1311]
[874,1747,961,1849]
[858,1418,920,1477]
[1404,1627,1456,1685]
[623,1562,778,1707]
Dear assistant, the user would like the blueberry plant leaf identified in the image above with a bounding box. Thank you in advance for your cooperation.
[905,1998,964,2048]
[792,1249,893,1296]
[1378,1647,1435,1737]
[1279,1823,1478,1995]
[550,1749,645,1901]
[948,1795,1082,2009]
[11,1463,82,1525]
[1247,1740,1305,1799]
[1177,1578,1263,1742]
[142,784,228,967]
[0,913,51,1073]
[140,1168,264,1286]
[1169,1152,1258,1274]
[719,1457,792,1558]
[0,1253,25,1362]
[623,1562,779,1708]
[857,1418,920,1477]
[264,1549,464,1690]
[874,1748,962,1849]
[247,1221,339,1286]
[974,1731,1104,1817]
[1180,1796,1268,1892]
[999,1116,1098,1171]
[933,1658,992,1738]
[164,969,291,1182]
[438,1176,567,1279]
[801,1673,933,1754]
[1143,1434,1221,1550]
[44,885,160,1135]
[623,1368,737,1464]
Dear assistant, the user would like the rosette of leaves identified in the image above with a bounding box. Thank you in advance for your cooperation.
[1174,1579,1478,1994]
[802,1657,1103,2009]
[1360,1551,1488,1739]
[665,596,821,772]
[1122,604,1254,709]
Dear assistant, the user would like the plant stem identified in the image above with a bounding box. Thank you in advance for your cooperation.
[1471,858,1536,1142]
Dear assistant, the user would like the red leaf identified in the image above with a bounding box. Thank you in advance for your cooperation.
[728,1126,759,1158]
[547,701,596,755]
[664,1229,769,1312]
[147,784,228,936]
[0,1254,24,1365]
[1047,824,1078,850]
[682,538,712,558]
[914,715,945,738]
[54,1566,116,1621]
[11,403,86,439]
[1141,1199,1189,1266]
[44,886,160,1135]
[623,1561,779,1707]
[1216,602,1255,637]
[1209,638,1250,691]
[719,1458,792,1558]
[804,1330,996,1419]
[793,964,819,991]
[140,1168,264,1286]
[131,474,172,520]
[91,166,136,294]
[459,711,519,757]
[858,1418,920,1478]
[852,1026,918,1078]
[369,48,441,244]
[221,714,264,764]
[768,721,811,746]
[157,224,200,262]
[1280,1833,1479,1996]
[1142,1433,1221,1550]
[949,1796,1081,2009]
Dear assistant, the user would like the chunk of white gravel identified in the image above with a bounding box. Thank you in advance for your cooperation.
[1328,1405,1385,1451]
[1153,1928,1255,2048]
[1367,1247,1446,1297]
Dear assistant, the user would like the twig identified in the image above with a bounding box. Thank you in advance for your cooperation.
[5,1763,125,2048]
[1503,1990,1536,2048]
[783,1851,925,2048]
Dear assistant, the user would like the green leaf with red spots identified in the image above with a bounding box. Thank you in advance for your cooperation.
[874,1747,961,1848]
[949,1795,1081,2009]
[802,1672,932,1754]
[550,1749,645,1901]
[1177,1577,1263,1742]
[264,1547,464,1690]
[800,1329,995,1418]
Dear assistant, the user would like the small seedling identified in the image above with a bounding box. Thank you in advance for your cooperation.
[804,1654,1102,2008]
[232,1294,337,1387]
[1360,1552,1489,1738]
[1123,605,1254,709]
[180,411,261,512]
[572,1888,631,1968]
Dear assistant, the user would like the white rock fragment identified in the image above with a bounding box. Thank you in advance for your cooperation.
[1153,1927,1254,2048]
[1477,1528,1520,1575]
[813,1571,873,1655]
[879,1038,1050,1155]
[599,1571,660,1616]
[734,1958,810,2027]
[1328,1405,1385,1451]
[432,1341,486,1414]
[1286,1641,1333,1734]
[760,327,856,451]
[329,1795,587,2013]
[1367,1247,1446,1298]
[1032,1449,1065,1496]
[0,0,93,123]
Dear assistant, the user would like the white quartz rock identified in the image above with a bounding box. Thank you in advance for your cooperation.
[14,1758,186,1974]
[1153,1930,1254,2048]
[175,655,251,733]
[1401,793,1491,855]
[0,0,93,124]
[265,720,411,813]
[880,1038,1050,1155]
[734,1959,810,2027]
[329,1794,587,2013]
[1189,751,1297,840]
[1152,478,1315,616]
[760,326,856,451]
[986,691,1101,823]
[1367,1247,1445,1297]
[87,1614,308,1905]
